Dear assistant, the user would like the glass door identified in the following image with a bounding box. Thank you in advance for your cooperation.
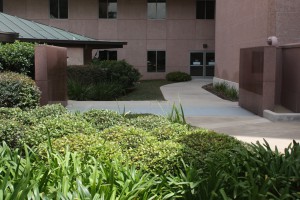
[190,52,215,77]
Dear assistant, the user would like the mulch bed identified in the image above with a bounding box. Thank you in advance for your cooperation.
[202,83,238,102]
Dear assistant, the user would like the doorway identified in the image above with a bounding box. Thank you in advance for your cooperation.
[190,52,215,77]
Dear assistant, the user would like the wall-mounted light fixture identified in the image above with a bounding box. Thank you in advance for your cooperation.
[203,44,208,49]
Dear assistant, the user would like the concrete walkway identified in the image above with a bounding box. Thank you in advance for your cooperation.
[67,78,300,152]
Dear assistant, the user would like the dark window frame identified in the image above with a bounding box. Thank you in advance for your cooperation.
[147,50,166,72]
[147,0,166,19]
[50,0,68,19]
[99,0,117,19]
[196,0,215,19]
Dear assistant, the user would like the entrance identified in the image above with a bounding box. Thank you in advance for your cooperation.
[190,52,215,77]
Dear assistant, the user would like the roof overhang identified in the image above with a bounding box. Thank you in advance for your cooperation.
[19,38,127,49]
[0,32,19,43]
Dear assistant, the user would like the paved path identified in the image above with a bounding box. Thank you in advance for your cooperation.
[67,78,300,152]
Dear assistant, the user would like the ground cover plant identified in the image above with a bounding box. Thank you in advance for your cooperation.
[0,105,299,199]
[203,82,239,101]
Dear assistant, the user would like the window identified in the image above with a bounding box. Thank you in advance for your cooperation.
[147,51,165,72]
[50,0,68,19]
[148,0,166,19]
[0,0,3,12]
[196,0,215,19]
[99,0,117,19]
[97,50,117,61]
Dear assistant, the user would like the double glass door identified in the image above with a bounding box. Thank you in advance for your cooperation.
[190,52,215,77]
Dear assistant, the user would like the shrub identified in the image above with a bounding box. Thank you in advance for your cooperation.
[0,72,41,109]
[83,109,128,131]
[67,79,91,100]
[0,41,35,78]
[87,82,125,100]
[91,60,141,88]
[67,60,140,100]
[67,65,107,85]
[128,115,172,132]
[99,125,183,173]
[166,71,192,82]
[0,119,25,149]
[23,113,97,147]
[178,129,244,169]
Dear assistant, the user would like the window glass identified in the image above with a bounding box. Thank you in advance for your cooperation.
[148,0,166,19]
[59,0,68,19]
[156,0,166,19]
[190,52,203,66]
[147,51,166,72]
[147,51,156,72]
[147,1,157,19]
[99,0,117,19]
[108,0,117,18]
[98,50,117,61]
[50,0,59,18]
[50,0,68,19]
[196,0,215,19]
[99,0,108,18]
[0,0,3,12]
[206,0,215,19]
[157,51,166,72]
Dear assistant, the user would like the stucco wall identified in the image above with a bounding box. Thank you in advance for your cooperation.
[3,0,215,79]
[215,0,300,85]
[215,0,275,84]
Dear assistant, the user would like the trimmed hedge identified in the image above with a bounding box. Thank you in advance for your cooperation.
[0,72,41,109]
[0,41,35,78]
[166,71,192,82]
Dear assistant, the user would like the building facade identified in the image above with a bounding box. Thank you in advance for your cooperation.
[1,0,216,79]
[215,0,300,88]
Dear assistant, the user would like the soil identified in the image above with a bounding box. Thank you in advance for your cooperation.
[202,83,238,102]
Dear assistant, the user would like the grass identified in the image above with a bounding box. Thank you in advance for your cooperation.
[118,80,172,101]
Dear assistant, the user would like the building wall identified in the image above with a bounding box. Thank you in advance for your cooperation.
[215,0,300,85]
[215,0,275,84]
[3,0,215,79]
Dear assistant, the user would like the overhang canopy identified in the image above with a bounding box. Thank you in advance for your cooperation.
[0,12,126,49]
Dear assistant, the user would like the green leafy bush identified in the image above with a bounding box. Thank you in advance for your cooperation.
[0,72,41,109]
[67,65,107,85]
[166,71,192,82]
[83,109,127,131]
[88,82,125,100]
[0,119,25,149]
[0,41,35,78]
[24,113,97,147]
[91,60,141,88]
[67,60,140,100]
[0,105,299,199]
[179,129,244,169]
[128,115,172,132]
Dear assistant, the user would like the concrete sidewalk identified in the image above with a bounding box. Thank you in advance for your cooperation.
[67,78,300,152]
